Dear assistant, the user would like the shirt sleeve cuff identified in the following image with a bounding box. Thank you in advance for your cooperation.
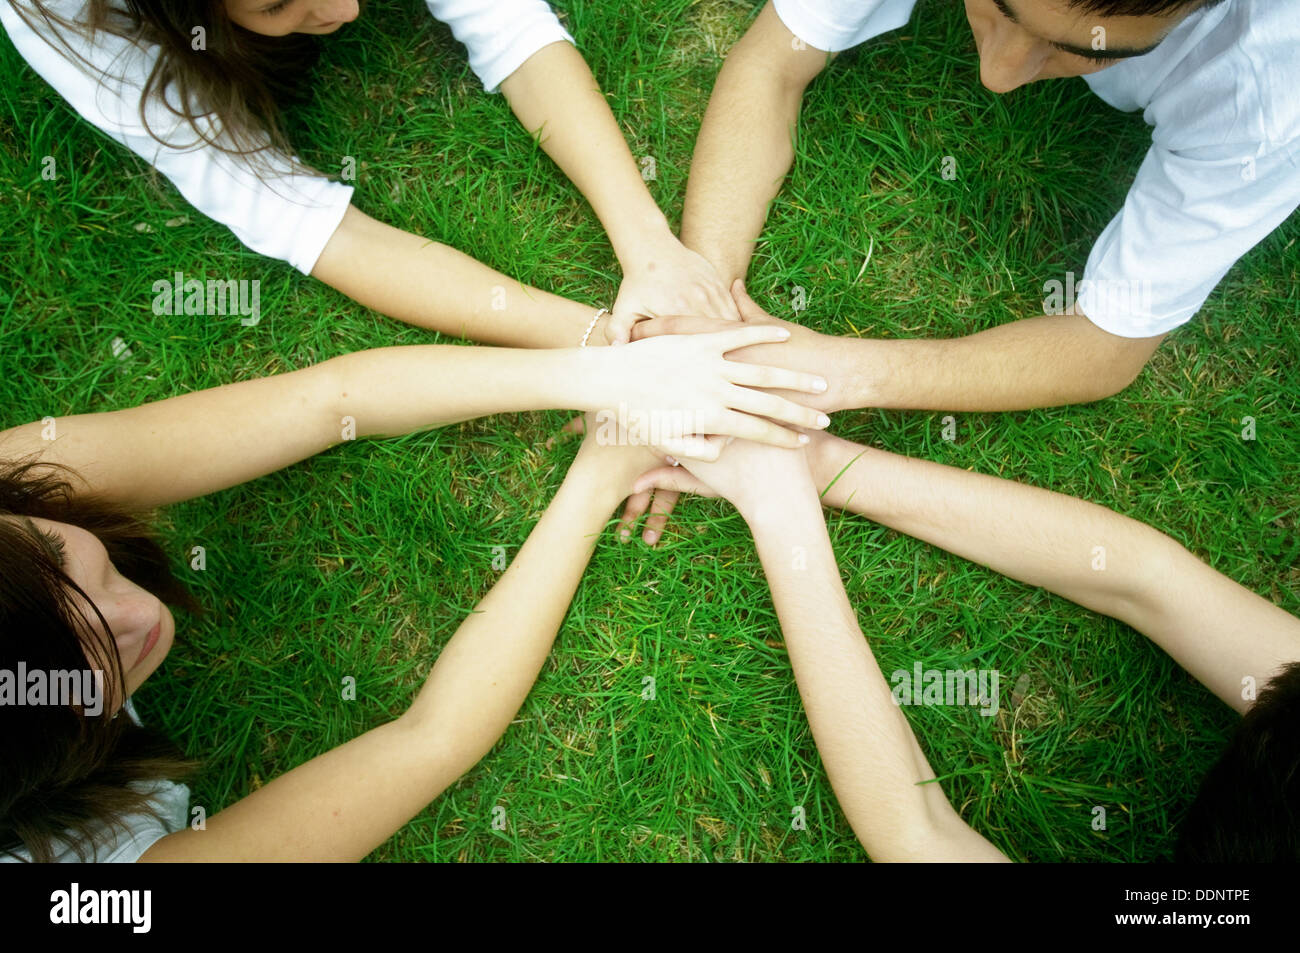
[771,0,915,53]
[477,22,575,93]
[284,180,355,275]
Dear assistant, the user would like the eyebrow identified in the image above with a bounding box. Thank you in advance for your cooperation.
[992,0,1165,59]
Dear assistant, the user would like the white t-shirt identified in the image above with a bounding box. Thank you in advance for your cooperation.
[0,698,190,863]
[771,0,1300,338]
[1,0,575,275]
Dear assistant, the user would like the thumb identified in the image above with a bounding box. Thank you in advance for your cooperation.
[730,279,768,323]
[606,310,636,346]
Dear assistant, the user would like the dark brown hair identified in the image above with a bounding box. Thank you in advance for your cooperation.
[0,458,199,862]
[1176,661,1300,862]
[6,0,326,172]
[1067,0,1227,15]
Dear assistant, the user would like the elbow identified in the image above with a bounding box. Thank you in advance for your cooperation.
[1085,370,1138,404]
[1110,530,1188,636]
[1072,313,1162,404]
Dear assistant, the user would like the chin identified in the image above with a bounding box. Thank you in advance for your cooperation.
[153,603,177,669]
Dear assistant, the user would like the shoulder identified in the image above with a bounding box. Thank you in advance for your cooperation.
[1093,0,1300,153]
[0,699,190,864]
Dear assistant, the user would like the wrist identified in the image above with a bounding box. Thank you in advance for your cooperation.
[610,215,676,267]
[570,441,647,506]
[746,488,831,564]
[569,342,622,411]
[816,333,872,413]
[808,431,860,493]
[738,480,822,534]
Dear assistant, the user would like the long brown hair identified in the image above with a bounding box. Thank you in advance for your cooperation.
[0,458,199,862]
[6,0,327,172]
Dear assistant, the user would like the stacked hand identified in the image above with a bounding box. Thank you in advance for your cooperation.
[597,323,831,461]
[631,432,819,520]
[611,279,843,542]
[607,237,741,344]
[630,280,842,414]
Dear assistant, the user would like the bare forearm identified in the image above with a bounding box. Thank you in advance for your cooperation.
[831,313,1161,412]
[313,205,598,348]
[680,1,828,284]
[501,41,671,264]
[148,448,633,862]
[680,58,806,284]
[2,346,607,508]
[404,448,629,764]
[331,344,605,437]
[746,493,1003,860]
[813,434,1176,628]
[811,435,1300,711]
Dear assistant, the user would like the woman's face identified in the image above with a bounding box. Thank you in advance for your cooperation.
[223,0,360,37]
[963,0,1185,93]
[24,517,175,712]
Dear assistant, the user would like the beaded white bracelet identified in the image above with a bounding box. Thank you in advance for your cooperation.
[580,308,608,347]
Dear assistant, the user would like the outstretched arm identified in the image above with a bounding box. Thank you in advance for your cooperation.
[312,205,605,347]
[635,442,1008,861]
[679,1,832,285]
[805,431,1300,713]
[0,328,831,509]
[139,433,656,861]
[632,282,1166,412]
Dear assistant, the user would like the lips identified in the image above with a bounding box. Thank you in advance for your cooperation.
[134,619,161,669]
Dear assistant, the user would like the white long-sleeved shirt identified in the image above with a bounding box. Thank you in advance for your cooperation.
[1,0,575,275]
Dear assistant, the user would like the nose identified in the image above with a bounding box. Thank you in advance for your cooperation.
[319,0,359,24]
[96,579,160,653]
[106,595,156,642]
[976,22,1044,93]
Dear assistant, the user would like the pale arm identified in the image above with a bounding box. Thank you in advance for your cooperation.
[748,487,1009,861]
[632,443,1008,860]
[0,330,829,508]
[312,205,602,347]
[807,432,1300,712]
[139,436,649,861]
[500,41,672,270]
[500,41,739,327]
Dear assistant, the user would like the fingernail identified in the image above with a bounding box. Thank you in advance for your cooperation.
[813,378,828,392]
[620,530,631,542]
[817,413,831,428]
[665,455,678,466]
[645,531,658,544]
[798,434,810,445]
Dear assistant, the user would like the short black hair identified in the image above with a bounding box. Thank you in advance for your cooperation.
[1176,661,1300,862]
[1066,0,1228,16]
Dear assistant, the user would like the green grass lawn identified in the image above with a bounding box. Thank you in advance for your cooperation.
[1,0,1297,862]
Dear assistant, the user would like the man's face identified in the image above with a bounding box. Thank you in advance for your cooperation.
[963,0,1193,92]
[223,0,360,37]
